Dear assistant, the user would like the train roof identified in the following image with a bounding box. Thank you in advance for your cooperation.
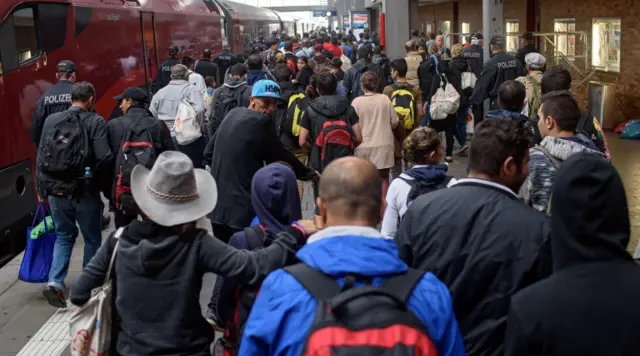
[271,9,296,23]
[219,0,280,22]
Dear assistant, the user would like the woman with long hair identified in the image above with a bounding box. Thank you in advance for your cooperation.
[295,57,314,92]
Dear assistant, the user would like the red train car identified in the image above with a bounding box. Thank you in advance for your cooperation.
[0,0,291,264]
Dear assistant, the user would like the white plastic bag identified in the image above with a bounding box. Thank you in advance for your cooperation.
[174,100,202,145]
[430,74,460,120]
[466,107,475,134]
[69,228,122,356]
[461,71,477,90]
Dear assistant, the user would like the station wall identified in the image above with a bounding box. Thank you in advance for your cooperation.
[416,0,637,125]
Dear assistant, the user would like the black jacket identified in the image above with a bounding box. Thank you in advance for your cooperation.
[105,106,174,204]
[31,80,73,147]
[463,44,484,77]
[470,51,526,106]
[37,106,114,197]
[70,219,306,356]
[418,55,445,102]
[208,108,315,229]
[194,58,219,86]
[396,178,552,356]
[275,81,300,150]
[343,59,385,101]
[207,77,252,136]
[515,44,538,68]
[214,51,238,83]
[296,66,314,92]
[504,154,640,356]
[152,58,179,93]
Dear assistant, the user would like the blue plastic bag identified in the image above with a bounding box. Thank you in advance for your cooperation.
[18,203,57,283]
[620,120,640,140]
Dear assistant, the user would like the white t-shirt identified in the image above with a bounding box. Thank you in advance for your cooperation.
[381,166,457,238]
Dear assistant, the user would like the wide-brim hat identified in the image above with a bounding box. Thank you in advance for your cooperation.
[131,151,217,227]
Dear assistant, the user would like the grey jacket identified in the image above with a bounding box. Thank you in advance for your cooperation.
[149,79,205,136]
[520,136,602,212]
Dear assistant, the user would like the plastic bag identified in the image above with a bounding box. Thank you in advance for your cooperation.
[615,120,635,134]
[620,121,640,140]
[18,203,57,283]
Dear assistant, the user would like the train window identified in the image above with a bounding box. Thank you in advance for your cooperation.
[12,7,40,63]
[37,4,68,53]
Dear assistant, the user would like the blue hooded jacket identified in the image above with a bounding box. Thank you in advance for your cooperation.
[246,69,269,86]
[239,226,466,356]
[485,109,528,121]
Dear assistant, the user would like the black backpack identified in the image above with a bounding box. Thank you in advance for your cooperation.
[400,175,453,206]
[213,86,248,124]
[284,263,438,355]
[279,92,309,139]
[38,111,90,197]
[314,114,355,171]
[113,122,158,212]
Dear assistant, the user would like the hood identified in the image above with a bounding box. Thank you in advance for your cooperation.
[297,226,407,277]
[246,70,267,83]
[485,109,528,120]
[353,58,372,72]
[312,54,327,65]
[404,164,449,183]
[126,106,154,120]
[309,95,351,117]
[224,76,248,88]
[449,57,469,72]
[251,163,302,234]
[277,81,297,103]
[117,220,187,277]
[372,54,387,65]
[540,136,602,161]
[551,153,632,271]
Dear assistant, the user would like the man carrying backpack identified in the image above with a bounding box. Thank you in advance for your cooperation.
[208,63,252,137]
[273,64,308,198]
[298,71,362,226]
[515,53,545,118]
[239,157,465,356]
[383,59,423,179]
[106,87,175,228]
[37,82,114,308]
[343,46,385,101]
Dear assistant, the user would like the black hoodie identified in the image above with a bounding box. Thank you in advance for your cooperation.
[505,153,640,356]
[70,220,306,356]
[300,95,359,172]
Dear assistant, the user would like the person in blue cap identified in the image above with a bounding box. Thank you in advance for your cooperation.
[206,79,318,242]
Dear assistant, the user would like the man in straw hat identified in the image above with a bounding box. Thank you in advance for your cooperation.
[70,151,315,355]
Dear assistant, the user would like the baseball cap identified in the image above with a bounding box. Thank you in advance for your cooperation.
[520,32,534,41]
[168,45,179,53]
[251,80,281,100]
[56,60,76,73]
[525,52,546,69]
[113,87,148,102]
[489,35,505,46]
[471,33,483,40]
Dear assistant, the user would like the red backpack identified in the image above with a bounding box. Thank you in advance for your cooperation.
[284,263,438,356]
[314,118,355,170]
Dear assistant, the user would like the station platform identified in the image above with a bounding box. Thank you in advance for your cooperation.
[0,133,638,356]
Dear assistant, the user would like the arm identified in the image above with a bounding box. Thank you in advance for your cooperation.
[149,95,159,117]
[298,109,312,151]
[89,115,114,181]
[380,183,400,237]
[154,120,175,154]
[203,133,217,167]
[187,87,206,124]
[348,107,362,145]
[394,205,414,266]
[262,120,315,180]
[527,154,552,212]
[198,225,306,285]
[70,234,116,306]
[469,66,496,106]
[31,96,45,146]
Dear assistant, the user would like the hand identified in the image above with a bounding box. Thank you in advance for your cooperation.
[38,195,48,203]
[294,220,318,236]
[311,170,321,184]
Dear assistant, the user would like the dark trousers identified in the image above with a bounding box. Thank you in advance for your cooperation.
[429,115,456,157]
[173,136,207,169]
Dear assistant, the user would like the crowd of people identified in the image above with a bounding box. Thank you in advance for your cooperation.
[28,25,640,356]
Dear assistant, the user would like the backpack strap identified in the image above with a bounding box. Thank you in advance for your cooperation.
[381,268,425,303]
[243,225,265,250]
[284,263,341,301]
[532,145,562,169]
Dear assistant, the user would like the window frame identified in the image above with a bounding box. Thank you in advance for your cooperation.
[505,19,520,53]
[461,22,471,35]
[591,17,621,73]
[553,18,576,62]
[11,5,42,66]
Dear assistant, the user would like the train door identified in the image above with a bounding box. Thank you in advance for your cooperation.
[140,12,158,94]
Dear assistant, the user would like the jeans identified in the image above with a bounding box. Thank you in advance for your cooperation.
[48,194,103,289]
[420,108,431,127]
[173,136,207,169]
[455,102,469,147]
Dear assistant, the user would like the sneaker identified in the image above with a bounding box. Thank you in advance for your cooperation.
[101,215,111,230]
[43,285,67,308]
[445,156,453,163]
[456,144,469,156]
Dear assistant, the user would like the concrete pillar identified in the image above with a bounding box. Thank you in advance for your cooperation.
[382,0,410,59]
[482,0,504,61]
[409,0,420,36]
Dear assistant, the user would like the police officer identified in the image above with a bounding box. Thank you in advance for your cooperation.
[470,35,526,121]
[214,45,238,83]
[31,60,76,147]
[463,33,484,77]
[152,45,180,93]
